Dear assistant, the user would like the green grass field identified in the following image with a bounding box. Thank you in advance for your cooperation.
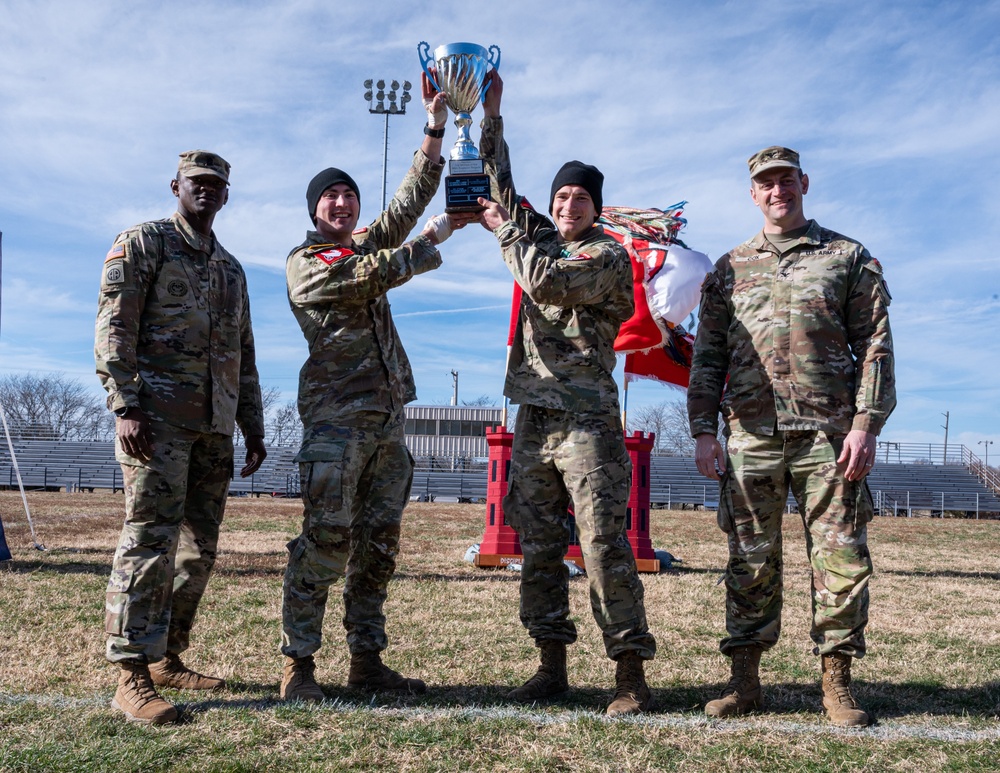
[1,491,998,772]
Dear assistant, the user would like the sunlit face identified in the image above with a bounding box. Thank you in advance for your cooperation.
[750,167,809,231]
[314,183,360,242]
[171,174,228,219]
[551,185,597,242]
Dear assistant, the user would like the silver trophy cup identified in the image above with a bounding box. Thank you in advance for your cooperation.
[418,41,501,163]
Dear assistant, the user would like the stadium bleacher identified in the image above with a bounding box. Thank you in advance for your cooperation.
[1,440,998,516]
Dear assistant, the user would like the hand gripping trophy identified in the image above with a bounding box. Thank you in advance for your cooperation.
[418,41,501,213]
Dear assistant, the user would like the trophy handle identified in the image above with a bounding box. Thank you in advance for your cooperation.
[417,41,440,92]
[479,44,502,103]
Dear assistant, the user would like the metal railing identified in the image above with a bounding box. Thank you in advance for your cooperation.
[872,488,992,518]
[4,442,1000,514]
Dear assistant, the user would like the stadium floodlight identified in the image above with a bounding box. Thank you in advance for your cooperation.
[979,439,994,468]
[363,77,413,210]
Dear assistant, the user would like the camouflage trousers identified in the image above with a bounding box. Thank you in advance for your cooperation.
[281,411,413,658]
[718,426,874,658]
[105,422,233,664]
[505,405,655,660]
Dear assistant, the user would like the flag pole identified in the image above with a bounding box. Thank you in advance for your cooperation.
[0,402,45,550]
[622,373,629,434]
[0,231,45,554]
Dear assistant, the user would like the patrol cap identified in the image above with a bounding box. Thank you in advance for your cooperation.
[747,146,800,178]
[178,150,231,183]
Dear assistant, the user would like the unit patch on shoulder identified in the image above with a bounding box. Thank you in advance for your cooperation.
[314,246,355,265]
[104,259,125,285]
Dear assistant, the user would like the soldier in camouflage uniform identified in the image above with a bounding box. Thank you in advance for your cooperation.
[96,150,267,724]
[279,75,473,701]
[476,72,655,717]
[687,146,895,727]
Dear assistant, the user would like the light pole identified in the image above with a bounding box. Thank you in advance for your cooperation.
[363,78,412,211]
[979,440,993,468]
[941,410,949,464]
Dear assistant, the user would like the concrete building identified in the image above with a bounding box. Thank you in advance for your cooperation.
[404,404,503,460]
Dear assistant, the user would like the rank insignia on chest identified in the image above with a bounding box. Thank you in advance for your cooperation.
[314,247,355,265]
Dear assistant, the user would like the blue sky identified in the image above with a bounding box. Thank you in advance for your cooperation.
[1,0,998,453]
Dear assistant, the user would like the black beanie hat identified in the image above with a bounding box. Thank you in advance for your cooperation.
[549,160,604,215]
[306,167,361,223]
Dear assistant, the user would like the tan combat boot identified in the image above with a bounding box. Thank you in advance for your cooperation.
[821,652,870,727]
[280,656,325,702]
[111,662,178,724]
[606,651,653,717]
[149,653,226,691]
[347,651,426,694]
[705,645,763,718]
[506,640,569,703]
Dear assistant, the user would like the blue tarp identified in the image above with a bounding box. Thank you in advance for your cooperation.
[0,515,11,561]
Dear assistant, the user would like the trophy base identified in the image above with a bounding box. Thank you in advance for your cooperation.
[444,172,491,213]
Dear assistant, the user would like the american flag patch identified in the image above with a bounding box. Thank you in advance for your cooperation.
[105,244,125,262]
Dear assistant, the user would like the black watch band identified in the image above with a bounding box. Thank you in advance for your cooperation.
[424,124,446,138]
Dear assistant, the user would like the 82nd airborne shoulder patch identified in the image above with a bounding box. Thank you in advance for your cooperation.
[104,244,125,286]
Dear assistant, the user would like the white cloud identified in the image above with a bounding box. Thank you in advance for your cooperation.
[1,0,999,442]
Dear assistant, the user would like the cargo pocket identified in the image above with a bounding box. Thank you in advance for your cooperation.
[297,441,348,515]
[717,469,736,534]
[585,456,631,539]
[105,569,134,636]
[853,478,875,527]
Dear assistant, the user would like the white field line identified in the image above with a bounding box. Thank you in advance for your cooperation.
[2,692,998,743]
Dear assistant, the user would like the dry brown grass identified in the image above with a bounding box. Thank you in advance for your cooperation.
[1,491,999,771]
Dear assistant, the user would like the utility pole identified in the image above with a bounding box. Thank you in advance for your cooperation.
[941,411,949,464]
[450,370,459,406]
[979,439,994,468]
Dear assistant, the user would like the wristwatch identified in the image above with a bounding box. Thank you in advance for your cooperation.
[114,406,131,417]
[423,124,445,138]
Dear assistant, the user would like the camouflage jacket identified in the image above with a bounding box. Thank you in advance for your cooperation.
[95,212,264,438]
[687,221,895,437]
[286,150,443,440]
[480,117,634,415]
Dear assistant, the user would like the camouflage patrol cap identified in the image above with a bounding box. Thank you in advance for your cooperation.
[748,146,800,178]
[178,150,231,183]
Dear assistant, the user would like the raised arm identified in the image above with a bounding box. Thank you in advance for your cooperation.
[479,71,553,241]
[363,74,447,252]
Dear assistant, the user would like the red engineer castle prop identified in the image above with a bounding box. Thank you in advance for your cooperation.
[474,427,659,573]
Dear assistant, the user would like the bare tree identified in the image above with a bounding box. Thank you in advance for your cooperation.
[629,399,698,456]
[236,385,291,446]
[260,385,282,416]
[0,373,108,441]
[461,395,497,407]
[269,400,301,447]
